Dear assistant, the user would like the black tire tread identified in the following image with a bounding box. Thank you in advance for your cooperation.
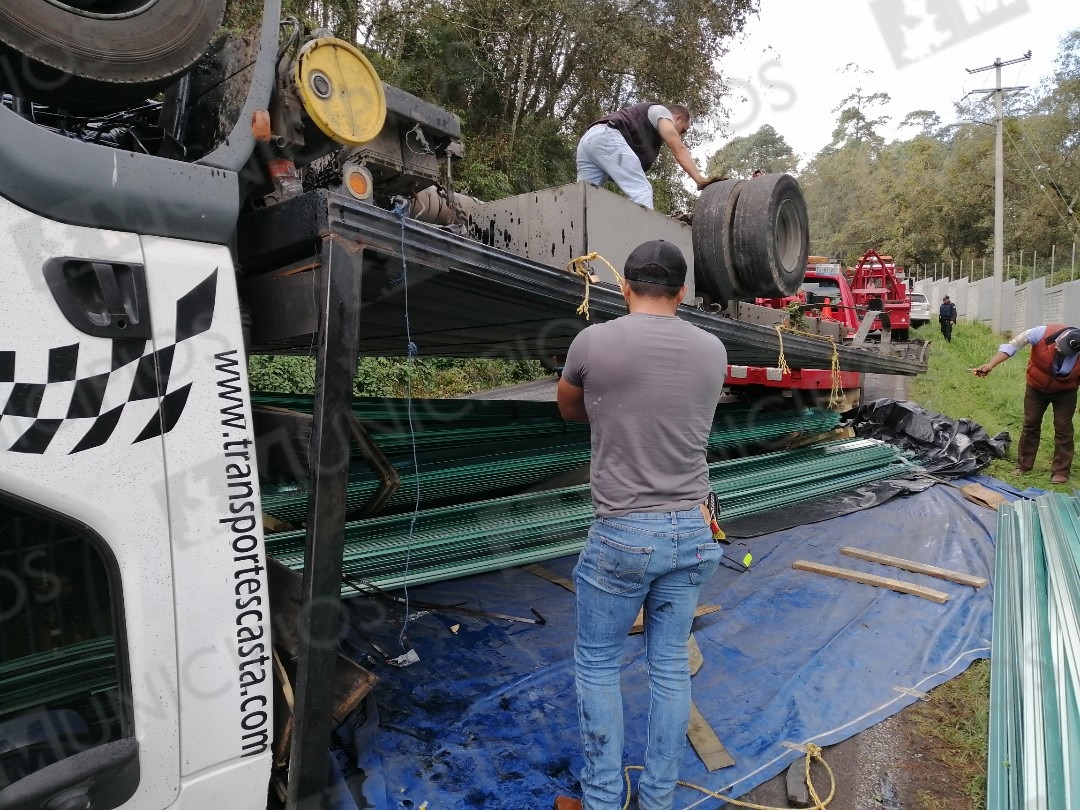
[0,0,226,110]
[731,173,809,299]
[692,178,745,305]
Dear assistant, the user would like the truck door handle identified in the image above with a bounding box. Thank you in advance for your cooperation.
[43,258,151,340]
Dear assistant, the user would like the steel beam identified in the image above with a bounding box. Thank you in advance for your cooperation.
[238,191,928,375]
[285,234,362,809]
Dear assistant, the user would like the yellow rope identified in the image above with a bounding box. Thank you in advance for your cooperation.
[775,325,847,411]
[827,341,843,411]
[773,324,792,375]
[566,252,623,320]
[621,743,835,810]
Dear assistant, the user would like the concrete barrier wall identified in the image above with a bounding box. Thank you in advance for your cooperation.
[1058,280,1080,325]
[1015,278,1045,330]
[1002,279,1016,334]
[951,278,969,317]
[880,275,1080,335]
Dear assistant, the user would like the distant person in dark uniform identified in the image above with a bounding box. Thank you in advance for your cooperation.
[576,103,714,209]
[938,296,957,341]
[975,324,1080,484]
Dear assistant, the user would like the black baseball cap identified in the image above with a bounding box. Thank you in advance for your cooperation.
[623,240,687,288]
[1055,327,1080,356]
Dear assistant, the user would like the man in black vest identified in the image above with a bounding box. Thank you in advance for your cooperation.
[576,103,713,209]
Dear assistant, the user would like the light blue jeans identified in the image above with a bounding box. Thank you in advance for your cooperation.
[576,124,655,208]
[573,510,724,810]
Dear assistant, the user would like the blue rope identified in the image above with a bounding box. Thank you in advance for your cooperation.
[392,199,421,650]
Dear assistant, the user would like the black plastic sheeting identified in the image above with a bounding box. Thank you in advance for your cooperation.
[723,476,936,538]
[844,398,1010,476]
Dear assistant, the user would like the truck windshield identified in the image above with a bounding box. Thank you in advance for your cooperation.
[801,278,841,299]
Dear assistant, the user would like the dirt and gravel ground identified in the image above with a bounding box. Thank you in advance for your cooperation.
[727,701,972,810]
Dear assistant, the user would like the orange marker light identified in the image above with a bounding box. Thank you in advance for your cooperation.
[251,109,271,142]
[347,171,369,198]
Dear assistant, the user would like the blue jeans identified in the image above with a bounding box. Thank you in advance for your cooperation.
[576,124,655,208]
[573,510,723,810]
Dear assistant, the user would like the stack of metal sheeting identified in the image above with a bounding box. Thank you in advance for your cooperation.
[707,406,839,452]
[265,439,914,593]
[252,393,839,460]
[989,494,1080,809]
[257,395,842,523]
[261,437,594,524]
[254,393,588,458]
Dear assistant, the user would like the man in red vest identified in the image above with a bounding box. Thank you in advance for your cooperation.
[974,324,1080,483]
[576,102,714,209]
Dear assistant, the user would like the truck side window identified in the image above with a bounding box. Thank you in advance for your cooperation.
[0,492,137,807]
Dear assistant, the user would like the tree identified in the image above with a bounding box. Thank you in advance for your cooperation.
[827,63,891,151]
[898,110,942,138]
[705,124,797,178]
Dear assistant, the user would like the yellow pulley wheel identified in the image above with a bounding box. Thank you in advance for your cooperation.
[294,37,387,146]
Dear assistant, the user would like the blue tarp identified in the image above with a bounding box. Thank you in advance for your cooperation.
[333,483,996,809]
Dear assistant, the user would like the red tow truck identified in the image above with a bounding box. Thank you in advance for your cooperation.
[724,250,914,408]
[725,257,863,408]
[847,249,912,341]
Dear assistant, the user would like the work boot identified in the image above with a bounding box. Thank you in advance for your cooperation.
[553,798,582,810]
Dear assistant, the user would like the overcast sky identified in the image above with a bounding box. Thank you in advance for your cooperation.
[700,0,1080,167]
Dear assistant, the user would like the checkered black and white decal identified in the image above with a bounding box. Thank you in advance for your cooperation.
[0,270,218,454]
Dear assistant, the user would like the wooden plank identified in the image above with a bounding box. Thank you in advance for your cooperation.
[271,648,295,768]
[792,560,950,603]
[266,558,378,726]
[840,547,988,588]
[522,563,576,593]
[958,482,1007,511]
[687,633,703,677]
[630,604,721,635]
[687,701,735,770]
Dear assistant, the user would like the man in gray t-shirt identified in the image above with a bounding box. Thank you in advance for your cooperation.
[554,240,727,810]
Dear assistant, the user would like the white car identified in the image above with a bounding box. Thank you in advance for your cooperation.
[909,292,931,329]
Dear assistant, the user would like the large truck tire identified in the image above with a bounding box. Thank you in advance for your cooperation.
[692,178,745,306]
[731,173,809,299]
[0,0,227,112]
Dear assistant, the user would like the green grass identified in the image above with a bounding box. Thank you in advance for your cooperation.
[908,659,990,809]
[910,320,1076,493]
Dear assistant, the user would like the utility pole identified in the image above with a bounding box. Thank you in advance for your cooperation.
[966,51,1030,331]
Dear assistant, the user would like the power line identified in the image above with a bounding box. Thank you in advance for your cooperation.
[1012,117,1080,227]
[1003,124,1080,237]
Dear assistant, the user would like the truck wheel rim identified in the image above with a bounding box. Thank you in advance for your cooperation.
[41,0,157,20]
[775,198,803,274]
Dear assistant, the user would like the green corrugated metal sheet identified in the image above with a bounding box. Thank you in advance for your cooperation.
[266,439,914,593]
[258,397,843,523]
[989,494,1080,809]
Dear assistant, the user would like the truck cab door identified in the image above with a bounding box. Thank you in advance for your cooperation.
[0,192,271,809]
[0,194,180,808]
